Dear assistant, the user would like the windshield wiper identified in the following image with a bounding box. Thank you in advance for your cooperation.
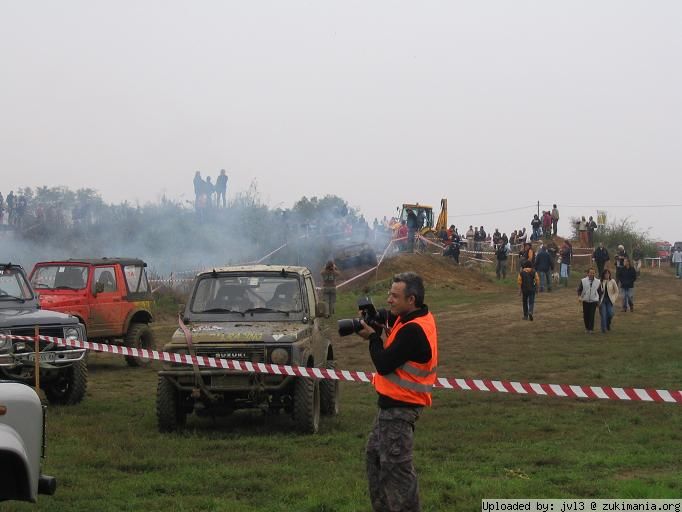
[243,307,290,316]
[199,308,245,316]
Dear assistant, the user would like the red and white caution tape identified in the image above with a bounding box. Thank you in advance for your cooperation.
[9,334,682,405]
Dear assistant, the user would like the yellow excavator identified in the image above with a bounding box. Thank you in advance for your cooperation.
[392,198,448,240]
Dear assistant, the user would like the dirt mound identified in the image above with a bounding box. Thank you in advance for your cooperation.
[340,252,495,292]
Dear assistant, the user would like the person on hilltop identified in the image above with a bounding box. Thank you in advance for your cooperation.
[531,214,542,241]
[534,245,554,292]
[587,216,598,246]
[592,242,610,278]
[354,272,438,512]
[619,258,637,312]
[542,210,552,240]
[320,260,341,315]
[215,169,228,208]
[551,204,560,236]
[576,216,588,247]
[598,269,619,333]
[578,267,601,334]
[559,240,573,287]
[204,176,215,207]
[193,172,204,209]
[0,192,4,224]
[518,227,528,245]
[518,261,540,321]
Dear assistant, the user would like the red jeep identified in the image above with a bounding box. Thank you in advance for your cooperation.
[29,258,155,367]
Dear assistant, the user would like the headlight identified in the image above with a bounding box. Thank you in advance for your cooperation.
[63,327,80,345]
[270,348,289,365]
[0,330,11,352]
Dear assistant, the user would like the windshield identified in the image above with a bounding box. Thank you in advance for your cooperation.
[31,265,89,290]
[0,267,34,300]
[191,274,303,315]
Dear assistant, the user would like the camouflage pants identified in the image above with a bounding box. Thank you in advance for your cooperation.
[366,406,423,512]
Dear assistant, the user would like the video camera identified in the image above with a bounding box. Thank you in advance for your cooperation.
[337,296,390,337]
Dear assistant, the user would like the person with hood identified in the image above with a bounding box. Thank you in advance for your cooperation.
[559,240,573,287]
[619,258,637,312]
[534,245,554,292]
[578,267,601,333]
[518,261,540,321]
[592,242,610,277]
[598,269,619,333]
[614,245,628,285]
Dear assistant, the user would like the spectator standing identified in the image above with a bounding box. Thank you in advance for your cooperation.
[551,204,560,236]
[519,242,535,269]
[397,221,408,252]
[215,169,228,208]
[619,258,637,312]
[598,269,619,333]
[587,216,598,246]
[518,261,539,321]
[466,225,474,252]
[406,209,418,252]
[531,214,541,241]
[534,245,554,292]
[518,227,528,245]
[592,242,610,277]
[576,216,588,247]
[495,242,509,279]
[559,240,573,287]
[0,192,4,224]
[578,268,600,333]
[204,177,215,207]
[193,172,204,209]
[542,211,552,240]
[6,191,15,226]
[614,245,628,285]
[632,244,643,276]
[673,247,682,278]
[320,261,340,315]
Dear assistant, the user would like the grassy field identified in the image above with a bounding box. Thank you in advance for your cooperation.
[5,257,682,511]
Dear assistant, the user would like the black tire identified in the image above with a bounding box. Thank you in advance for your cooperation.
[320,360,340,416]
[292,376,320,434]
[124,323,155,368]
[44,359,88,405]
[156,376,186,433]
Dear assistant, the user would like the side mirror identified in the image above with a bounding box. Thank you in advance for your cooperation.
[316,301,329,318]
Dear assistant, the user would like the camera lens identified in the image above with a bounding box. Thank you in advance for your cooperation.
[337,318,362,337]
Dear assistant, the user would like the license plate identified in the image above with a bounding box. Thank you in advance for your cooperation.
[27,352,57,363]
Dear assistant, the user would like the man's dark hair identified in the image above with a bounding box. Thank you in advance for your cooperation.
[393,272,425,307]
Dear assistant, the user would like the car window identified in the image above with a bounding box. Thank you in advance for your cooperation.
[31,265,89,290]
[123,265,149,293]
[93,267,118,293]
[191,275,303,314]
[0,268,33,299]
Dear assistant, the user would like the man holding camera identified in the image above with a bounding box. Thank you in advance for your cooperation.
[355,272,438,512]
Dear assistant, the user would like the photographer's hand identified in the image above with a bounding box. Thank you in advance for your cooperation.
[356,319,375,340]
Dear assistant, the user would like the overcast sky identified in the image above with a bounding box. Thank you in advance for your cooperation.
[2,1,681,242]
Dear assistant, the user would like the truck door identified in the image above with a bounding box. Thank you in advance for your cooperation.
[88,266,124,337]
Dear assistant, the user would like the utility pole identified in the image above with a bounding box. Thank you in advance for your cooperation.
[537,200,540,218]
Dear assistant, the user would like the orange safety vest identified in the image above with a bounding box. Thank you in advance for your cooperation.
[373,312,438,407]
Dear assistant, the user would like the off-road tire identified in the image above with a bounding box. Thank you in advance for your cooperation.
[124,322,155,368]
[320,361,340,416]
[293,376,320,434]
[156,376,186,433]
[44,359,88,405]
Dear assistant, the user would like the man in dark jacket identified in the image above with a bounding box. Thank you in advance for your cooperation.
[619,258,637,312]
[534,245,554,292]
[406,209,418,252]
[592,242,610,277]
[215,169,228,208]
[614,245,628,285]
[495,242,509,279]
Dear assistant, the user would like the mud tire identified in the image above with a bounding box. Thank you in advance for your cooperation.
[124,322,155,368]
[292,376,320,434]
[45,358,88,405]
[320,361,340,416]
[156,376,186,432]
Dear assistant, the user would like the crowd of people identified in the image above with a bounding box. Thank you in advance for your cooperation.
[0,190,29,227]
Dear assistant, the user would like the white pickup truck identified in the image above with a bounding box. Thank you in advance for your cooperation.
[0,381,56,502]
